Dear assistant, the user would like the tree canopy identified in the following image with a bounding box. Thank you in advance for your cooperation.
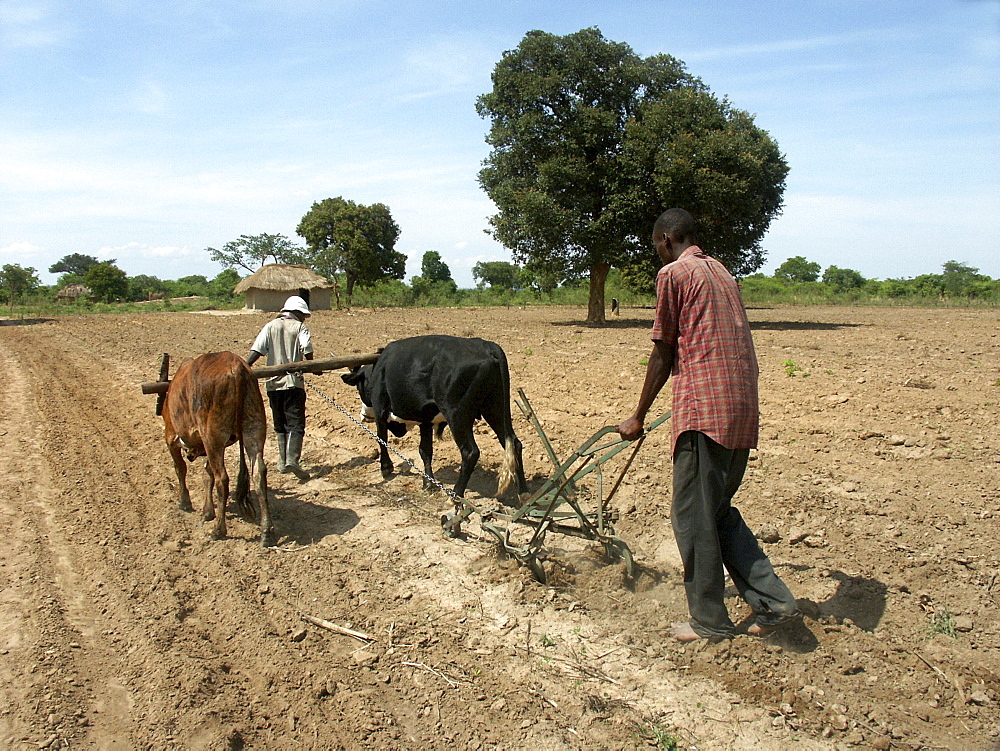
[411,251,457,299]
[941,260,984,296]
[84,262,129,303]
[208,233,302,274]
[472,260,520,290]
[49,253,106,277]
[775,256,821,283]
[419,251,453,283]
[296,197,405,300]
[822,265,866,291]
[0,264,41,308]
[128,274,168,301]
[477,27,788,322]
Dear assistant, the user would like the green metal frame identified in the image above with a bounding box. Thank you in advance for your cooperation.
[442,388,670,583]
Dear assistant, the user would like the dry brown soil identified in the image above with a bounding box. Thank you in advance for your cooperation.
[1,304,998,750]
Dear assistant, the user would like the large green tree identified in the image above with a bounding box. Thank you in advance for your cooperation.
[207,233,302,274]
[477,27,788,322]
[616,87,789,289]
[296,197,405,301]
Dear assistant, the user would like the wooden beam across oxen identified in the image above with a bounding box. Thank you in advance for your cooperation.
[141,352,380,396]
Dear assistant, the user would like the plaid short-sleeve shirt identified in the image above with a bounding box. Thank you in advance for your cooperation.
[652,246,759,452]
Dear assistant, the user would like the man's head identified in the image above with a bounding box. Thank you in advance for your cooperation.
[652,208,698,265]
[281,295,311,321]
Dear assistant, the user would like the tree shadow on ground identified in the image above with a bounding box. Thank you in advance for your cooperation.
[750,320,864,331]
[546,316,863,332]
[0,317,56,326]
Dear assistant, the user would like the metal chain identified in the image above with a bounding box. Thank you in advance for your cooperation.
[305,380,462,503]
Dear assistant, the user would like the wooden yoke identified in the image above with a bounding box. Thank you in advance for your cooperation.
[141,352,380,396]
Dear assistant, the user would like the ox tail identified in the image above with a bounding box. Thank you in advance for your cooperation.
[497,439,517,497]
[495,347,521,498]
[232,365,258,523]
[234,434,256,522]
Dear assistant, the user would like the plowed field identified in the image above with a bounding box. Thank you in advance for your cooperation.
[1,304,998,750]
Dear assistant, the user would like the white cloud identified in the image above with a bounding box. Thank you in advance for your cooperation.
[0,0,70,49]
[396,34,494,102]
[0,240,45,263]
[762,191,1000,279]
[682,28,915,62]
[98,241,196,261]
[132,80,169,115]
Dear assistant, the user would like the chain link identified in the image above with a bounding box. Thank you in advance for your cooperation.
[305,380,462,503]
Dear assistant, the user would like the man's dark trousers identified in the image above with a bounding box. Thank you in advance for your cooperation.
[672,430,798,640]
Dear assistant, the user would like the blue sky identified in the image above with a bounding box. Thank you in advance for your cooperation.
[2,0,997,288]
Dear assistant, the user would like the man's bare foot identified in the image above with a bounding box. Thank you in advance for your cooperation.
[668,621,703,642]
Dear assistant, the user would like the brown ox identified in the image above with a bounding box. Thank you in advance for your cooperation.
[162,351,275,546]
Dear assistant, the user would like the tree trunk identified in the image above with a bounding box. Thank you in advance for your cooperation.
[586,262,610,324]
[345,273,355,308]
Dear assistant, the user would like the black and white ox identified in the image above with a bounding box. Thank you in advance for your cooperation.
[342,335,529,499]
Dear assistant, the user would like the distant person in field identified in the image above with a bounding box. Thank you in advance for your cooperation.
[247,296,314,479]
[617,208,799,643]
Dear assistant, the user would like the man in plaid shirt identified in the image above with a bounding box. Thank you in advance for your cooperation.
[618,208,799,643]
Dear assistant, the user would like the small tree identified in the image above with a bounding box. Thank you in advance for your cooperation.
[208,233,302,274]
[822,266,866,291]
[411,251,457,300]
[210,269,241,298]
[473,261,520,290]
[0,264,41,310]
[128,274,167,301]
[520,258,566,295]
[775,256,820,283]
[420,251,453,283]
[169,275,211,297]
[297,197,405,303]
[941,260,982,296]
[83,262,129,302]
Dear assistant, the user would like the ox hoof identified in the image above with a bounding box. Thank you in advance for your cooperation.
[210,529,226,541]
[380,469,394,481]
[179,500,193,513]
[260,531,277,548]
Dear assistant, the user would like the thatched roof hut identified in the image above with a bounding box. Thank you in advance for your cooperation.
[56,284,91,301]
[233,264,334,311]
